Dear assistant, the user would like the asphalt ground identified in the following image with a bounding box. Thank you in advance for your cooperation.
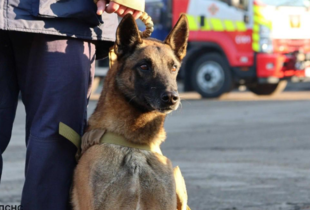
[1,83,310,210]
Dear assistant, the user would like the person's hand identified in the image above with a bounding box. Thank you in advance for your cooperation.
[96,0,142,19]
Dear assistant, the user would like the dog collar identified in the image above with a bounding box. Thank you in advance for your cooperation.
[100,132,162,154]
[59,122,162,156]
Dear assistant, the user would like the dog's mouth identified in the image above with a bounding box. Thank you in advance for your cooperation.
[143,97,179,114]
[157,107,174,114]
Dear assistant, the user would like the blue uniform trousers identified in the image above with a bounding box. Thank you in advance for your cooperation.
[0,30,96,210]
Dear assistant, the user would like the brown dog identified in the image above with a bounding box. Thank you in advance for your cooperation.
[72,14,189,210]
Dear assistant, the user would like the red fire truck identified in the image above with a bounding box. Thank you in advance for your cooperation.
[144,0,310,98]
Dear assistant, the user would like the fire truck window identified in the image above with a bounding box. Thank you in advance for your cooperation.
[138,2,164,30]
[219,0,248,11]
[240,0,248,10]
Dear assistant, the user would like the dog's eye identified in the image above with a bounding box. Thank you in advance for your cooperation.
[140,64,150,71]
[172,65,177,72]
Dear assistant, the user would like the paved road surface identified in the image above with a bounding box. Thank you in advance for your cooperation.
[1,92,310,210]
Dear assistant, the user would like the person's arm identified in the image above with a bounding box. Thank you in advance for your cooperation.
[110,0,144,12]
[96,0,145,19]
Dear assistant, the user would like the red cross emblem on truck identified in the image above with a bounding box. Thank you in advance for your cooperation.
[208,3,219,15]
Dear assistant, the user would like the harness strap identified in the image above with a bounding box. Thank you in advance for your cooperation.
[100,132,162,154]
[59,122,81,152]
[58,122,161,154]
[100,132,151,151]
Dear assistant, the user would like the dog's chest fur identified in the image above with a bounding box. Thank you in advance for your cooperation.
[80,144,176,210]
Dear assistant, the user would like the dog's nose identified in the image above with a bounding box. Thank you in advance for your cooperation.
[161,91,179,105]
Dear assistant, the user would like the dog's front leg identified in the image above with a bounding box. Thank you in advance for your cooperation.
[71,153,97,210]
[174,166,188,210]
[71,183,95,210]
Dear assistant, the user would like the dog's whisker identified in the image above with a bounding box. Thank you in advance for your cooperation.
[128,95,137,103]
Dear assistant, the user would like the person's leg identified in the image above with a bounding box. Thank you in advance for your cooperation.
[0,30,19,181]
[10,32,96,210]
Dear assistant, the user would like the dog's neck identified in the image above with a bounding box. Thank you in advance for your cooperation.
[87,63,167,146]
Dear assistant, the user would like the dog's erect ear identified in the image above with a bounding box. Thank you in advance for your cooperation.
[164,14,189,60]
[115,14,142,55]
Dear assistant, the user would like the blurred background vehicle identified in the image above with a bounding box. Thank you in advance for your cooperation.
[133,0,310,98]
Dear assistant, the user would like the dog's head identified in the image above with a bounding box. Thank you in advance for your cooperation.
[113,14,189,114]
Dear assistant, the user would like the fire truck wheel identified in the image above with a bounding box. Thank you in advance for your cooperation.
[247,81,287,95]
[191,53,232,98]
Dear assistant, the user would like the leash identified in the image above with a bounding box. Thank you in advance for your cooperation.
[109,12,154,68]
[59,122,81,159]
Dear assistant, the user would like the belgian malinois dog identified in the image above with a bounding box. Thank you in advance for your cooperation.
[72,14,189,210]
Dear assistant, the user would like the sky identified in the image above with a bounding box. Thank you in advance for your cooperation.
[259,0,310,6]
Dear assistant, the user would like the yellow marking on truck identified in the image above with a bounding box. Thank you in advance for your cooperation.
[252,33,260,42]
[236,21,247,31]
[186,15,250,33]
[186,14,199,31]
[253,24,260,32]
[253,6,264,16]
[224,20,235,31]
[253,16,272,29]
[210,18,224,31]
[199,16,211,31]
[252,42,260,52]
